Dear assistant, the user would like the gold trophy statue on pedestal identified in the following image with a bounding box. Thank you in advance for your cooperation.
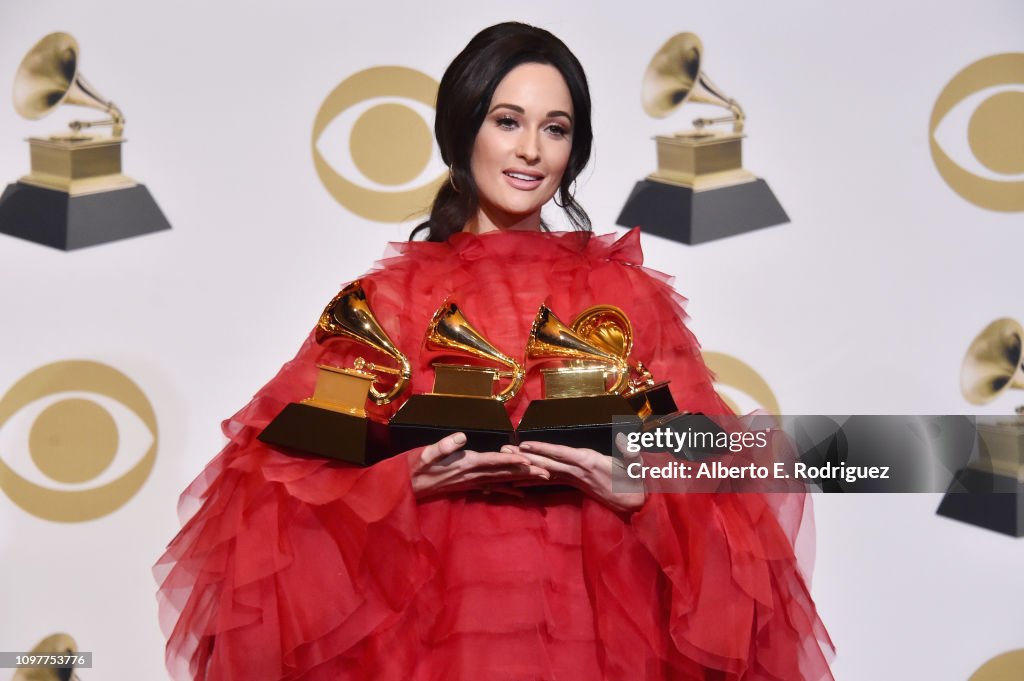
[0,32,170,250]
[517,305,668,454]
[389,301,524,453]
[259,280,411,465]
[937,318,1024,536]
[617,32,787,245]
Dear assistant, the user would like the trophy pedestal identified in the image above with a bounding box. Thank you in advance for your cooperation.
[259,366,392,466]
[936,467,1024,537]
[0,181,170,250]
[617,133,787,245]
[517,395,643,455]
[259,402,392,465]
[936,420,1024,537]
[0,137,170,250]
[390,394,514,454]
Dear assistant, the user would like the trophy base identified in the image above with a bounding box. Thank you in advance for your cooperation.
[616,177,788,245]
[258,402,392,466]
[0,181,171,250]
[390,394,514,454]
[517,395,643,455]
[936,467,1024,537]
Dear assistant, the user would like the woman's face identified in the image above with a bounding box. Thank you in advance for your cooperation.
[468,62,574,232]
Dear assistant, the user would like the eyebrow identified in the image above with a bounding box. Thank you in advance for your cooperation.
[488,103,574,122]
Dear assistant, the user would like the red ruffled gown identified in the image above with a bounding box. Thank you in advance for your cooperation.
[155,229,835,681]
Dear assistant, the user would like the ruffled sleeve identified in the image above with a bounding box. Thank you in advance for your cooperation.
[155,326,437,680]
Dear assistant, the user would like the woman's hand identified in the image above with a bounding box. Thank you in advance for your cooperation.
[512,434,645,513]
[408,432,552,500]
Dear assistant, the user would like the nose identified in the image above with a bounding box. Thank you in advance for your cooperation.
[517,129,540,163]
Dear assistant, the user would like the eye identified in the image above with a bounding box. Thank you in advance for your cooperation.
[546,123,569,138]
[311,66,446,223]
[495,115,518,130]
[932,85,1024,182]
[0,361,157,523]
[928,53,1024,212]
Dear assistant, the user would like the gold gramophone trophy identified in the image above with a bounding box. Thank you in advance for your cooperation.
[11,632,83,681]
[258,280,411,465]
[389,301,524,453]
[517,305,664,454]
[617,32,787,245]
[0,32,170,250]
[936,318,1024,536]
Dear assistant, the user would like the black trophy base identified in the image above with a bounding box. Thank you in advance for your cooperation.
[390,394,514,454]
[936,467,1024,537]
[0,181,171,250]
[616,178,788,245]
[258,402,392,466]
[517,395,643,456]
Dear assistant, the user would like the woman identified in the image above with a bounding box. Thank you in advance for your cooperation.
[157,22,834,681]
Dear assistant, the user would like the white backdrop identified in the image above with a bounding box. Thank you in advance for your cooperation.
[0,1,1022,679]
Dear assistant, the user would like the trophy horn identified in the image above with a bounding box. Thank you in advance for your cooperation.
[425,301,525,403]
[317,280,411,405]
[12,633,81,681]
[641,32,744,133]
[528,304,630,395]
[961,318,1024,405]
[571,305,655,395]
[13,32,125,137]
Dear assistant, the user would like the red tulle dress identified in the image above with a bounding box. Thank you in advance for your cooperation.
[155,228,835,681]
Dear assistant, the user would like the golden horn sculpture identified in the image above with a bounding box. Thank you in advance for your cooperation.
[571,305,655,395]
[641,32,744,133]
[425,301,525,403]
[528,304,630,395]
[317,280,411,405]
[961,318,1024,405]
[13,32,125,136]
[12,633,81,681]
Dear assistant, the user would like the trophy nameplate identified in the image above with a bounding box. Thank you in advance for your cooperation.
[616,32,787,245]
[0,32,170,250]
[937,419,1024,537]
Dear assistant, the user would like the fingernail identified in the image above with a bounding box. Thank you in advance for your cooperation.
[500,445,513,454]
[519,442,532,451]
[453,433,467,446]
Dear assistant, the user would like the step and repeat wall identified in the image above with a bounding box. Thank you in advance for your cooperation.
[0,1,1022,679]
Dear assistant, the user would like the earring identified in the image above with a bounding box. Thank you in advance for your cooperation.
[448,166,460,193]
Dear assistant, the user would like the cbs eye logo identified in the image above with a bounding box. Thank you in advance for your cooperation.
[312,66,446,222]
[702,352,780,415]
[0,360,157,523]
[930,53,1024,212]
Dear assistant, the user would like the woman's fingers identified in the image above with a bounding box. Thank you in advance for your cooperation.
[518,440,591,464]
[420,432,468,466]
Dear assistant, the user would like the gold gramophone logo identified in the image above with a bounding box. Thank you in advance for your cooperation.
[703,352,780,415]
[929,53,1024,212]
[0,32,170,250]
[312,66,444,222]
[0,361,157,523]
[616,32,789,244]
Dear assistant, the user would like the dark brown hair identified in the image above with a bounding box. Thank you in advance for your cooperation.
[410,22,593,242]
